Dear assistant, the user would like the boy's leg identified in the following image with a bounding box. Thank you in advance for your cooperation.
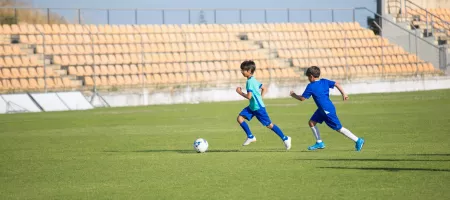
[308,110,326,150]
[238,107,256,146]
[325,113,365,151]
[255,108,291,150]
[308,120,322,143]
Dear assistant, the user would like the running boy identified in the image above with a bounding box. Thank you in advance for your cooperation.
[290,66,365,151]
[236,60,292,150]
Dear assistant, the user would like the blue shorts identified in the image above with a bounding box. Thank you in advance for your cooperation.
[239,107,272,126]
[310,109,342,130]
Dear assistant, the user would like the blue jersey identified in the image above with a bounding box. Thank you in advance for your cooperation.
[302,79,336,113]
[246,76,265,111]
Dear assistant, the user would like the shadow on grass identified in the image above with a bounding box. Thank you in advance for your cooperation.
[104,149,310,154]
[407,154,450,156]
[318,166,450,172]
[296,158,450,162]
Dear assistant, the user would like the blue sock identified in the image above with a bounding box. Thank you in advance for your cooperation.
[240,122,254,138]
[271,124,288,141]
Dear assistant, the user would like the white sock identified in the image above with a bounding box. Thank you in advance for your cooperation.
[310,126,322,142]
[338,127,358,142]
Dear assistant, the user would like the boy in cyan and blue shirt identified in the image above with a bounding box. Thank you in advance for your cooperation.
[290,66,365,151]
[236,60,292,150]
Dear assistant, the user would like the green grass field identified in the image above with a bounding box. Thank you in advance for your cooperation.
[1,89,450,200]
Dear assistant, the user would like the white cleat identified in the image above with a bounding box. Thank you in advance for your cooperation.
[242,137,256,146]
[283,136,292,150]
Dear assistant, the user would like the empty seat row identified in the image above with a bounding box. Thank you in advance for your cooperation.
[0,22,362,35]
[0,45,24,55]
[82,68,299,86]
[264,38,389,49]
[35,41,255,55]
[267,37,390,49]
[249,29,374,41]
[52,51,266,66]
[0,67,58,78]
[0,56,43,67]
[20,33,239,45]
[0,77,75,90]
[293,55,423,67]
[307,63,437,78]
[278,46,407,58]
[67,60,283,76]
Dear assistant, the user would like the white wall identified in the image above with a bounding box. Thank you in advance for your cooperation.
[88,77,450,107]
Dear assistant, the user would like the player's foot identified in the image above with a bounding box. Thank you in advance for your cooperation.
[283,136,292,150]
[242,137,256,146]
[355,138,365,151]
[307,141,325,150]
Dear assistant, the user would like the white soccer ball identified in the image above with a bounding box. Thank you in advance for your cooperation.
[193,138,209,153]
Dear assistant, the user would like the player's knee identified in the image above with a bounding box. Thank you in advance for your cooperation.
[266,123,274,129]
[308,120,315,127]
[237,116,244,123]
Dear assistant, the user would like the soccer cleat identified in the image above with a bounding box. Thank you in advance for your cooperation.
[355,138,365,151]
[242,137,256,146]
[307,141,325,150]
[283,136,292,150]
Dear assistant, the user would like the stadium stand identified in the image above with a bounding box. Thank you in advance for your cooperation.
[0,22,440,92]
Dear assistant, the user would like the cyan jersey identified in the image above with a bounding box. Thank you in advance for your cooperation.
[246,76,265,111]
[302,79,336,113]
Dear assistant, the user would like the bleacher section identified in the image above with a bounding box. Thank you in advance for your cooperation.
[0,22,440,92]
[406,8,450,41]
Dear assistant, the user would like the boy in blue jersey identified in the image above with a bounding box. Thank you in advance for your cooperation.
[290,66,365,151]
[236,60,292,150]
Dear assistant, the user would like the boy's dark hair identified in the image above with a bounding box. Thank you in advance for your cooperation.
[240,60,256,74]
[305,66,320,78]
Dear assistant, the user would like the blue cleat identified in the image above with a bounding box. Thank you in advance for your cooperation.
[355,138,365,151]
[308,142,325,150]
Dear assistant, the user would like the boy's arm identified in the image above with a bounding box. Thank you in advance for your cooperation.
[260,85,267,97]
[290,91,307,101]
[236,87,252,100]
[334,82,349,101]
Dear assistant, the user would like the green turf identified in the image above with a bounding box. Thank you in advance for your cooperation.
[1,89,449,200]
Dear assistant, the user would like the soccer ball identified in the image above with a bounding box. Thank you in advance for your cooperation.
[193,138,209,153]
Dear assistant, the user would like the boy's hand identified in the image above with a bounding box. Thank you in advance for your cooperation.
[236,87,242,94]
[343,94,349,101]
[290,91,296,97]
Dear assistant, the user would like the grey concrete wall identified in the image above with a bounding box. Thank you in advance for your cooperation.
[88,77,450,107]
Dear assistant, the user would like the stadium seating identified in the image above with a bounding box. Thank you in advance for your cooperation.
[0,22,439,92]
[401,8,450,41]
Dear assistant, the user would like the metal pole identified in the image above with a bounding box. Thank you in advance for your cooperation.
[352,8,355,22]
[404,0,408,19]
[287,8,290,22]
[107,9,110,24]
[188,10,191,24]
[214,10,217,23]
[42,32,47,93]
[415,27,418,75]
[309,9,312,22]
[331,9,334,22]
[425,12,428,35]
[135,9,138,24]
[78,9,81,24]
[373,22,383,78]
[264,9,267,23]
[14,8,17,23]
[92,31,97,93]
[337,22,348,80]
[47,8,50,24]
[239,9,242,23]
[162,10,165,24]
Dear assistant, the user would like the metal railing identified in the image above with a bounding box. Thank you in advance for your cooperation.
[0,7,358,25]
